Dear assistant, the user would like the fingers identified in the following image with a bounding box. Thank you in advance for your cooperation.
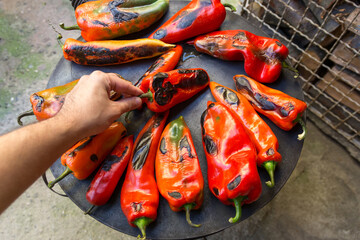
[107,73,144,96]
[111,97,142,115]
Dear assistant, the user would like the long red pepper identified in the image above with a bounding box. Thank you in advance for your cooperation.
[192,30,289,83]
[48,122,127,188]
[200,101,261,223]
[139,68,210,112]
[234,74,307,140]
[210,82,282,187]
[85,135,134,214]
[120,111,169,239]
[156,116,204,227]
[149,0,236,43]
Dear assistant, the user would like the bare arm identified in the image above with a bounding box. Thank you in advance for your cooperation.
[0,71,143,213]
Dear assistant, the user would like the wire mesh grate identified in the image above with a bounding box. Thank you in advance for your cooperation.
[240,0,360,159]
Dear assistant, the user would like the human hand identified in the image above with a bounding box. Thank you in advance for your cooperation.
[54,71,143,139]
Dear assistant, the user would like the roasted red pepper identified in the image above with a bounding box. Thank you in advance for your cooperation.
[148,0,236,43]
[200,101,261,223]
[61,0,169,41]
[155,116,204,227]
[48,122,127,188]
[62,38,175,66]
[135,45,183,88]
[85,135,133,214]
[120,112,169,239]
[17,80,78,126]
[139,68,209,112]
[210,82,282,187]
[234,74,307,140]
[192,30,289,83]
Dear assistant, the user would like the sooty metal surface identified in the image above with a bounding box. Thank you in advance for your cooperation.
[49,1,305,239]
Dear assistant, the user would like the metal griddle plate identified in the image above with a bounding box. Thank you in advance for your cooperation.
[48,1,305,239]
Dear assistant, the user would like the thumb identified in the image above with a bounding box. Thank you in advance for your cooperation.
[112,97,142,115]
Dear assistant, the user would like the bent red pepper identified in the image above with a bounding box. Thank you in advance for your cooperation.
[85,135,133,214]
[120,111,169,239]
[200,101,261,223]
[210,82,282,187]
[139,68,210,112]
[192,30,289,83]
[48,122,127,188]
[63,38,175,66]
[156,116,204,227]
[149,0,235,43]
[234,74,307,140]
[62,0,169,41]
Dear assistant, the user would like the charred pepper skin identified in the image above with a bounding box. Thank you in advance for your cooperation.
[63,38,175,66]
[156,116,204,227]
[192,30,289,83]
[17,80,78,125]
[120,112,169,239]
[139,68,210,112]
[135,45,183,88]
[48,122,127,188]
[149,0,233,44]
[200,101,261,223]
[234,74,307,140]
[70,0,169,41]
[85,135,134,214]
[210,82,282,188]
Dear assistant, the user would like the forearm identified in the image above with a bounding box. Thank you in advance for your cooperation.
[0,116,82,213]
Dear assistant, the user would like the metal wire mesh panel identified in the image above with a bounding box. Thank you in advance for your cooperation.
[239,0,360,159]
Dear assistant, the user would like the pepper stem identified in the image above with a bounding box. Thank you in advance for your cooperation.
[59,23,80,31]
[133,217,153,240]
[229,195,246,223]
[263,161,277,188]
[183,203,201,227]
[223,3,237,12]
[47,167,73,189]
[282,61,299,78]
[138,90,153,102]
[84,205,96,215]
[17,109,34,126]
[294,115,306,140]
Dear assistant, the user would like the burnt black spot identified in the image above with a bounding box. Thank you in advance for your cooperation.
[132,131,152,170]
[232,40,246,50]
[177,69,193,74]
[200,109,208,136]
[90,154,98,162]
[101,146,129,171]
[233,31,247,41]
[176,10,198,29]
[280,107,289,117]
[179,136,194,161]
[215,86,239,107]
[153,112,166,128]
[152,28,167,40]
[254,93,276,110]
[208,103,215,109]
[160,137,167,154]
[69,136,95,157]
[92,20,109,27]
[203,135,217,155]
[32,94,44,112]
[152,72,169,89]
[227,175,241,190]
[168,191,182,199]
[235,76,253,94]
[174,69,209,89]
[267,148,275,156]
[108,0,138,23]
[275,41,282,47]
[131,202,142,212]
[152,72,177,106]
[213,187,219,196]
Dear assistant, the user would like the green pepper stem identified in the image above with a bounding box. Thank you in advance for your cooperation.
[133,217,153,240]
[229,195,246,223]
[48,167,73,189]
[138,90,153,102]
[17,109,34,126]
[282,61,299,78]
[184,203,201,227]
[222,3,237,12]
[263,161,276,188]
[294,115,306,140]
[59,23,80,31]
[84,205,96,215]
